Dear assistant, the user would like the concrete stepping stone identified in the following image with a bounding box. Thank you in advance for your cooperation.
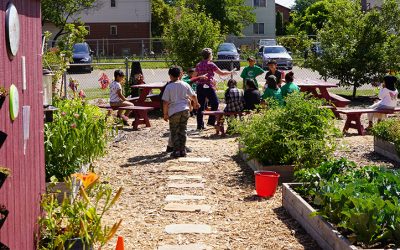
[163,203,211,213]
[158,244,212,250]
[165,224,213,234]
[165,194,206,202]
[166,166,198,172]
[168,175,203,181]
[178,157,211,163]
[167,183,205,189]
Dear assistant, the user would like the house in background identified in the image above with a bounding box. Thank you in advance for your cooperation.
[0,0,45,249]
[44,0,151,56]
[228,0,276,49]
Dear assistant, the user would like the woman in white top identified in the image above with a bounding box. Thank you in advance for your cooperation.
[109,70,134,125]
[367,75,398,129]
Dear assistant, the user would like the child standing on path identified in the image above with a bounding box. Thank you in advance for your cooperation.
[240,57,264,89]
[109,70,134,125]
[162,67,200,158]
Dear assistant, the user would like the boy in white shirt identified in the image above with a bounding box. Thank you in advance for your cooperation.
[109,70,134,125]
[367,75,399,129]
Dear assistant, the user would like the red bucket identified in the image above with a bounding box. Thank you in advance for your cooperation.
[255,171,280,197]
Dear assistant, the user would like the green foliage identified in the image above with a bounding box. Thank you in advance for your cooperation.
[295,160,400,248]
[289,0,331,35]
[371,118,400,154]
[307,0,400,98]
[235,92,339,169]
[38,175,122,249]
[190,0,255,36]
[293,0,321,15]
[276,12,285,36]
[276,33,312,56]
[151,0,176,37]
[41,0,97,42]
[44,99,111,181]
[163,7,224,69]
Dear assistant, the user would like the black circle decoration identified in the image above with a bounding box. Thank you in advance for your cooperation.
[5,2,20,60]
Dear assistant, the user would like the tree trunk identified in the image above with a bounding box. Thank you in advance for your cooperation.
[352,84,357,100]
[51,28,65,47]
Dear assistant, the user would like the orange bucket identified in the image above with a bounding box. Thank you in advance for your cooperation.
[255,171,280,197]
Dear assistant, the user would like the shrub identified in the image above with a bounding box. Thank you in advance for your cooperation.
[371,118,400,154]
[235,92,339,169]
[295,159,400,248]
[44,99,111,181]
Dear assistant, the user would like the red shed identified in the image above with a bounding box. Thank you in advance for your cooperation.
[0,0,44,249]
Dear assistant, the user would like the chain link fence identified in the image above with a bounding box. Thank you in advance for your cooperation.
[62,59,376,100]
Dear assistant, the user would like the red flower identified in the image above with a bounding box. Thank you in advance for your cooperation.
[71,123,77,129]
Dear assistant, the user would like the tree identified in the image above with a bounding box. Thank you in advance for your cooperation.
[151,0,176,37]
[276,12,284,36]
[288,0,330,35]
[308,0,400,98]
[185,0,255,36]
[293,0,321,15]
[41,0,98,44]
[163,7,224,70]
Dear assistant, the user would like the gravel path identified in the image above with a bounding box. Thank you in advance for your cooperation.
[94,116,319,249]
[94,111,398,249]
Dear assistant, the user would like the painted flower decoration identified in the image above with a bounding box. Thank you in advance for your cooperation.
[72,172,99,189]
[79,90,86,98]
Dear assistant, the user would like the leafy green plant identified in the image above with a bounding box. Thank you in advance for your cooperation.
[371,118,400,155]
[38,173,122,249]
[44,98,111,181]
[235,92,340,169]
[295,159,400,248]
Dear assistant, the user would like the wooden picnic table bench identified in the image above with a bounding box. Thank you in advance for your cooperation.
[336,107,400,135]
[97,104,154,129]
[127,93,159,103]
[297,82,351,108]
[203,110,251,136]
[131,82,167,109]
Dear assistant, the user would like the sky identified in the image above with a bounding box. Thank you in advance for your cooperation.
[276,0,295,8]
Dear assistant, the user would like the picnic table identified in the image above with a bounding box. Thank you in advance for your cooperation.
[130,82,167,109]
[297,81,350,107]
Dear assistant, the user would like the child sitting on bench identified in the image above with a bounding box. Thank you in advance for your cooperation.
[109,70,134,125]
[366,75,399,129]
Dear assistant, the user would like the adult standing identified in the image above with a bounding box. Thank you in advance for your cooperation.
[264,60,284,89]
[195,48,233,130]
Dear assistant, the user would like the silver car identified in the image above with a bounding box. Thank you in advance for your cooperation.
[257,45,293,70]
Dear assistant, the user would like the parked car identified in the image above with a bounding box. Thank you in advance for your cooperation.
[69,43,93,73]
[215,43,241,70]
[257,39,277,48]
[304,42,323,59]
[257,46,293,70]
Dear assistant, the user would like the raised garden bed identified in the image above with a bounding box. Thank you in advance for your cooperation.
[239,144,294,183]
[374,137,400,163]
[283,183,379,250]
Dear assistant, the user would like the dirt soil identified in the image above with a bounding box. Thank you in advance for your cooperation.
[94,111,398,249]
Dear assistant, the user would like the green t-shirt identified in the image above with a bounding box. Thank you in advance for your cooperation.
[280,82,300,97]
[182,75,196,91]
[240,65,265,88]
[262,88,284,106]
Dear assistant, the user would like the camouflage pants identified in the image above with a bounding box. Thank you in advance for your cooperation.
[169,110,189,151]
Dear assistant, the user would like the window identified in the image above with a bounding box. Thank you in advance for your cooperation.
[253,23,264,34]
[111,0,116,7]
[110,25,117,36]
[254,0,266,7]
[84,26,90,35]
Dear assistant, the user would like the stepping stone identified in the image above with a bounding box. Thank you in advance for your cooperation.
[167,183,205,189]
[165,224,213,234]
[167,166,198,172]
[168,175,203,181]
[163,203,211,213]
[165,194,206,202]
[158,244,212,250]
[178,157,211,163]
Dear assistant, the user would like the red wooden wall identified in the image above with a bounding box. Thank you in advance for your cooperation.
[0,0,44,249]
